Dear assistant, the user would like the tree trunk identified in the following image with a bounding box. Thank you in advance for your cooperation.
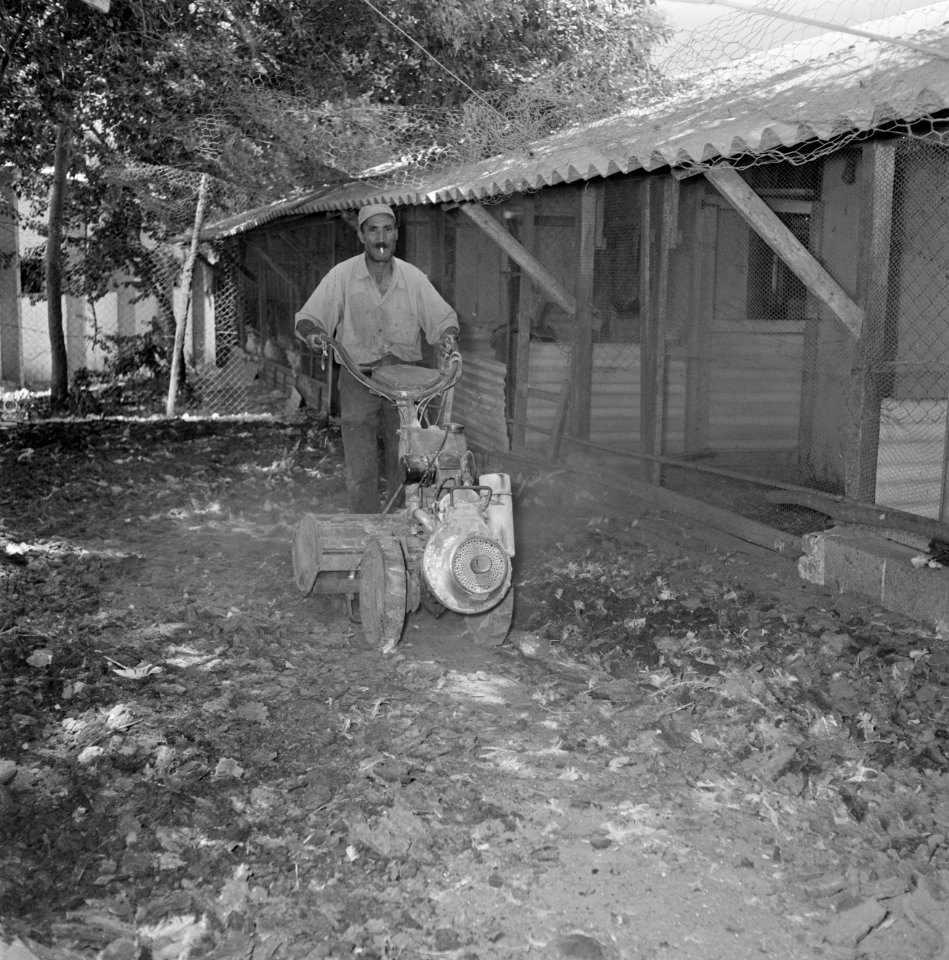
[46,122,71,411]
[166,173,209,416]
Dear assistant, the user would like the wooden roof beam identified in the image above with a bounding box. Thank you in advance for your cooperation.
[456,202,578,316]
[704,166,864,339]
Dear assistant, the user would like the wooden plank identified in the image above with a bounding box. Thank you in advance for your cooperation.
[490,447,802,556]
[571,186,597,439]
[705,166,864,339]
[767,487,949,543]
[458,203,577,316]
[847,141,896,502]
[526,386,564,403]
[548,377,572,462]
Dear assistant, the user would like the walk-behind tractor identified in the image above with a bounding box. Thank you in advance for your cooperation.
[291,335,515,653]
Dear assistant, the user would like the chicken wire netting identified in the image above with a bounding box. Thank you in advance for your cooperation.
[1,163,254,419]
[492,132,949,528]
[3,1,949,523]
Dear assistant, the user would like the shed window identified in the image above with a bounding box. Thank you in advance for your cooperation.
[746,211,810,321]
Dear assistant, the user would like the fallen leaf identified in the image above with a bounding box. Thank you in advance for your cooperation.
[78,745,106,764]
[213,757,245,779]
[139,914,207,960]
[113,663,162,680]
[234,701,269,723]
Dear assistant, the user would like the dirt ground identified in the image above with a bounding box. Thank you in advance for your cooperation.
[2,402,949,960]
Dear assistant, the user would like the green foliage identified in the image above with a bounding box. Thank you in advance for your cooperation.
[67,317,174,416]
[93,323,170,382]
[1,0,671,203]
[0,0,672,320]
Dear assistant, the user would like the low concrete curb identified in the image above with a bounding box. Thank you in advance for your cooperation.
[799,525,949,630]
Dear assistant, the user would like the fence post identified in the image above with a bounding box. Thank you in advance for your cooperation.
[166,173,209,417]
[845,141,896,502]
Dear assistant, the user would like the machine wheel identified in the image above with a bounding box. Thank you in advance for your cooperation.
[291,515,321,595]
[359,537,407,653]
[405,567,421,616]
[463,589,514,646]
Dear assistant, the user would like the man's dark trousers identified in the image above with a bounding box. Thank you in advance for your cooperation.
[338,364,401,513]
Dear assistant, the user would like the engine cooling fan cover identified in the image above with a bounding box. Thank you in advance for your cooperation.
[421,520,512,614]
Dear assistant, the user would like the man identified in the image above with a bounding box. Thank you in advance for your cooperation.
[294,204,459,513]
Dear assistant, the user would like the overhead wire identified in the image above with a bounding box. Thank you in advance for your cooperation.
[354,0,541,147]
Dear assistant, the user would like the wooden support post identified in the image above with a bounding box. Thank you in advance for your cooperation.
[639,180,652,481]
[846,141,896,502]
[572,185,597,440]
[797,199,824,476]
[640,178,675,485]
[513,197,536,450]
[684,183,712,455]
[457,203,578,316]
[705,166,864,339]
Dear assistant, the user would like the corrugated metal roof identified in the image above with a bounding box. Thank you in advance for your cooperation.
[200,187,341,239]
[203,2,949,238]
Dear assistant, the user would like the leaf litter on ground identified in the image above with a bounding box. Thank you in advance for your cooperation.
[2,417,949,959]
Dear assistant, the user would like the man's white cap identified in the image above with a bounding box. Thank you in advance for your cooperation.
[357,203,396,227]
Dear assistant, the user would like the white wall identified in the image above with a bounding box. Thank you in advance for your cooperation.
[9,196,171,388]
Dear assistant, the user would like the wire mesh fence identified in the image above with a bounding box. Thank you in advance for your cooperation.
[0,164,266,420]
[863,137,949,520]
[481,132,949,529]
[4,1,949,527]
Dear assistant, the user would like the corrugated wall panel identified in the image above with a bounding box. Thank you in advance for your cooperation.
[452,356,509,453]
[705,331,803,451]
[525,343,687,455]
[875,399,947,519]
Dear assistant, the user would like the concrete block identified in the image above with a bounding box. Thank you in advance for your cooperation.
[799,525,948,629]
[882,556,949,627]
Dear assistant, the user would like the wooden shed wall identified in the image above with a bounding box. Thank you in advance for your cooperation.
[522,330,801,457]
[702,327,803,451]
[525,343,687,454]
[241,218,352,351]
[452,212,506,352]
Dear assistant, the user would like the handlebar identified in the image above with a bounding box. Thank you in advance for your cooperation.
[308,332,462,404]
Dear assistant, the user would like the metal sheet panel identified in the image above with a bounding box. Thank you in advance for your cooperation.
[203,3,949,237]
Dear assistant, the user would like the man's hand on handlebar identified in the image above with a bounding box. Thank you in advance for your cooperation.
[439,332,459,363]
[305,332,330,370]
